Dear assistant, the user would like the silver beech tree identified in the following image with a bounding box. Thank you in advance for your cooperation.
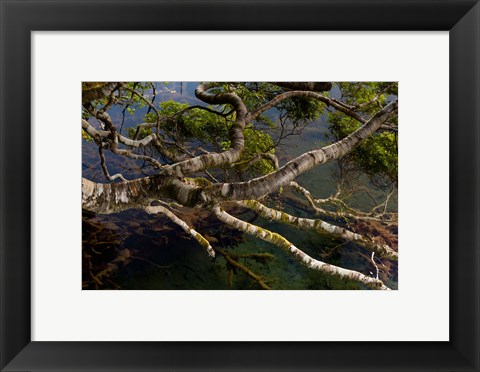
[82,82,398,290]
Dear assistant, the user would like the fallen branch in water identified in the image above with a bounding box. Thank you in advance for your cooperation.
[213,205,390,290]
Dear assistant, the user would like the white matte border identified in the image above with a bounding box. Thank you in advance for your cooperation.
[32,32,449,341]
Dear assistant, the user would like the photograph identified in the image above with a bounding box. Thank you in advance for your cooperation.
[82,82,398,290]
[3,0,479,369]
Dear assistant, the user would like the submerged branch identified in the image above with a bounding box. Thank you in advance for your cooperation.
[238,200,397,260]
[289,181,397,224]
[212,205,390,290]
[145,204,215,257]
[215,248,271,290]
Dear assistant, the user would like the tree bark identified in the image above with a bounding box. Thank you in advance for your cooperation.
[213,205,390,290]
[238,200,397,260]
[204,101,397,202]
[82,82,121,105]
[159,83,249,176]
[82,101,397,213]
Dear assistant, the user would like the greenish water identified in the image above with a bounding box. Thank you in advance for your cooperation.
[82,82,398,290]
[82,195,398,290]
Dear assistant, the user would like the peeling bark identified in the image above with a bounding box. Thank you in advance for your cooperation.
[82,175,204,214]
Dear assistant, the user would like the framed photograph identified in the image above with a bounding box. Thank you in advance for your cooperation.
[1,0,479,371]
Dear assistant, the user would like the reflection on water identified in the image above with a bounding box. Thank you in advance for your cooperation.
[82,82,398,290]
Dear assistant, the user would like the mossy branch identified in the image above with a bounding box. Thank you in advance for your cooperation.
[145,205,215,257]
[238,200,398,261]
[212,205,390,290]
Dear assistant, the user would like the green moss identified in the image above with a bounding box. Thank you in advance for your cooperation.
[256,226,265,236]
[280,212,290,223]
[244,200,257,208]
[82,129,94,142]
[183,177,212,187]
[197,235,211,248]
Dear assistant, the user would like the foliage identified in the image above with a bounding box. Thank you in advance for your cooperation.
[210,82,323,127]
[127,126,152,140]
[81,81,399,290]
[328,82,398,186]
[82,129,93,142]
[158,100,231,148]
[235,125,276,176]
[84,81,398,183]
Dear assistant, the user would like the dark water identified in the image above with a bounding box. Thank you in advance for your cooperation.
[82,83,398,290]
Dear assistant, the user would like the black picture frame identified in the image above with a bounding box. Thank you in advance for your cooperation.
[1,0,479,371]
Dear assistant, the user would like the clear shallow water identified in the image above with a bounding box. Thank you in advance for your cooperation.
[82,83,398,290]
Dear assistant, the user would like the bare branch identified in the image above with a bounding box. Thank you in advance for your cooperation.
[98,146,128,182]
[371,186,396,215]
[215,248,271,289]
[232,153,279,170]
[247,90,366,123]
[370,252,379,280]
[289,181,397,225]
[122,85,164,132]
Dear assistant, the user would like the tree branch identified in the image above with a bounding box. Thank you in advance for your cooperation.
[247,90,365,123]
[237,200,397,260]
[205,101,398,202]
[289,181,397,224]
[145,205,215,257]
[232,153,279,170]
[272,82,332,92]
[98,145,128,182]
[158,83,249,176]
[215,248,271,289]
[212,205,390,290]
[82,174,205,214]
